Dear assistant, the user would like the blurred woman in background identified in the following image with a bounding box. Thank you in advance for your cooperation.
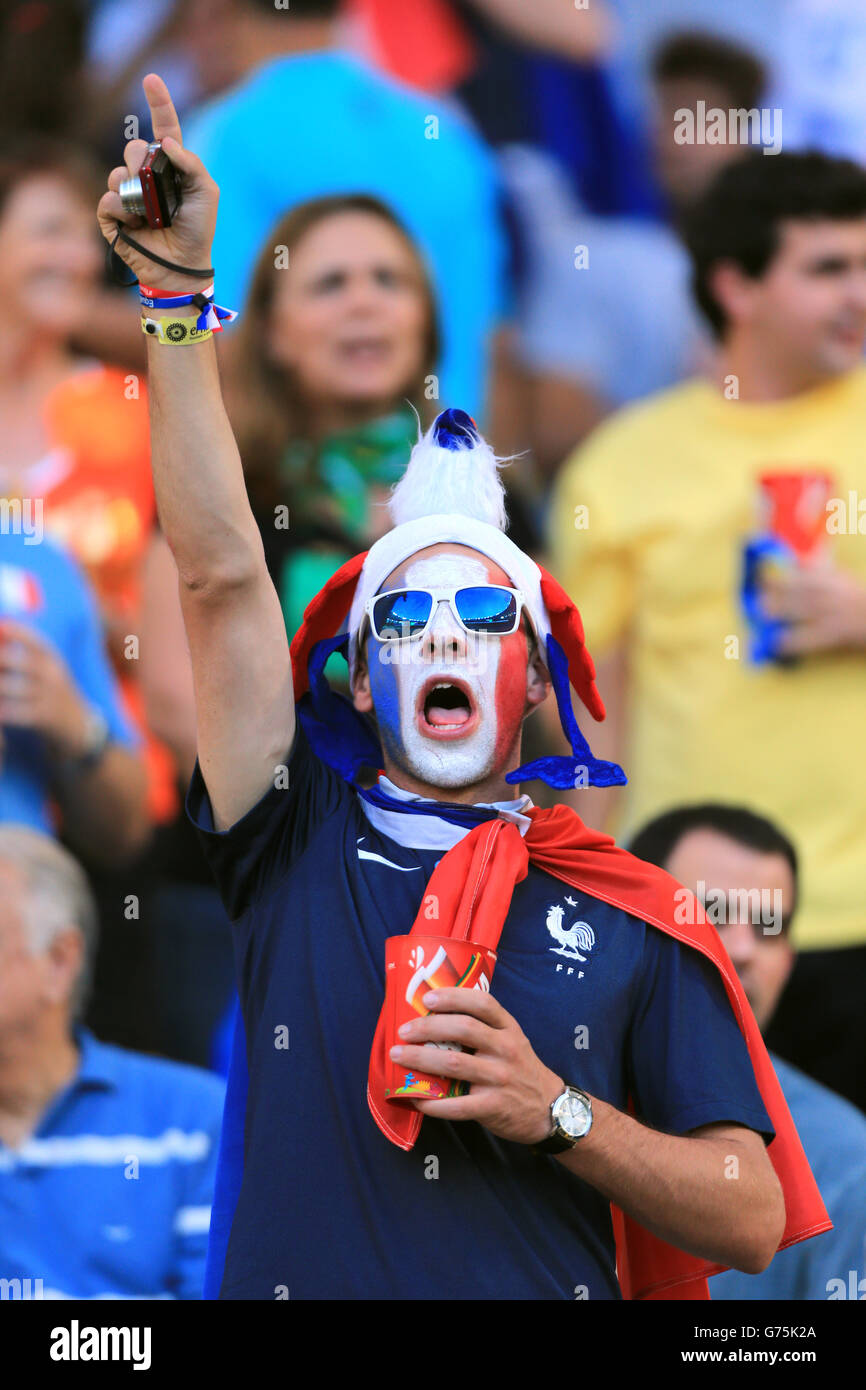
[0,140,176,829]
[224,193,439,658]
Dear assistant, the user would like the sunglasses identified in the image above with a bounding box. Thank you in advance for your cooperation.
[365,586,530,642]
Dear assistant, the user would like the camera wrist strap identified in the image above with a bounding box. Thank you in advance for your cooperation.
[111,222,214,278]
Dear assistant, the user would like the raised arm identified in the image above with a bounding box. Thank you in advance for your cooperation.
[97,74,293,830]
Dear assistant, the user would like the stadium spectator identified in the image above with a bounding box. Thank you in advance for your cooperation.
[0,827,224,1299]
[651,30,768,222]
[224,193,437,651]
[98,74,823,1301]
[0,528,147,867]
[609,0,866,175]
[182,0,507,418]
[630,804,866,1300]
[500,32,768,473]
[550,150,866,1113]
[0,140,177,828]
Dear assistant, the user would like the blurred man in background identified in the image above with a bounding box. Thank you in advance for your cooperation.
[650,30,768,223]
[500,30,765,474]
[0,826,224,1300]
[630,804,866,1300]
[550,150,866,1113]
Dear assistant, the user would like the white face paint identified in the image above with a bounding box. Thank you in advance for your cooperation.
[367,553,510,789]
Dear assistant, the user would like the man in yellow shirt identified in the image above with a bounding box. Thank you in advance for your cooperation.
[550,150,866,1113]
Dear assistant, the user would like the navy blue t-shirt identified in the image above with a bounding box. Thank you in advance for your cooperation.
[188,725,773,1300]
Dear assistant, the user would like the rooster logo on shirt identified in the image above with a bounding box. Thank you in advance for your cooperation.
[545,897,595,961]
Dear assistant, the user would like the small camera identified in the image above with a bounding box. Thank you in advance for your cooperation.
[118,141,182,228]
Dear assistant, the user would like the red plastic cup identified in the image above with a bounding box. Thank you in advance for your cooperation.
[758,470,835,563]
[384,935,497,1104]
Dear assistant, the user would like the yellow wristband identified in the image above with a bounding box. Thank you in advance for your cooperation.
[141,315,213,345]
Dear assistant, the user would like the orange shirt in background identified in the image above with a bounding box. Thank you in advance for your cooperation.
[36,362,176,825]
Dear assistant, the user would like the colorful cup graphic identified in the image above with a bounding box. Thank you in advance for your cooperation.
[758,470,834,562]
[384,935,497,1103]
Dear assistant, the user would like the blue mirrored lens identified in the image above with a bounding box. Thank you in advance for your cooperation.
[372,590,433,636]
[456,587,517,632]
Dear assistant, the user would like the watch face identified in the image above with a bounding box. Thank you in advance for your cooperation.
[553,1089,592,1139]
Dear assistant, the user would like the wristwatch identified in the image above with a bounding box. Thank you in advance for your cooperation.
[532,1082,593,1154]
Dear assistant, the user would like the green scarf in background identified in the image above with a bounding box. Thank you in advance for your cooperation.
[278,409,418,680]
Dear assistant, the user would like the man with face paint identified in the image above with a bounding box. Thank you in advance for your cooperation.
[98,76,829,1301]
[353,545,549,795]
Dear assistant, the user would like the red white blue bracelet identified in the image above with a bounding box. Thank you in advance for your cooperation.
[139,282,238,333]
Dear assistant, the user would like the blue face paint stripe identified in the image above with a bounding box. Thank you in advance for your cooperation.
[368,648,404,762]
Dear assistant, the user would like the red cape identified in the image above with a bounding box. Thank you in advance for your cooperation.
[368,809,832,1299]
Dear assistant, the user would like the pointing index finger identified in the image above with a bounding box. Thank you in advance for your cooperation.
[143,72,183,147]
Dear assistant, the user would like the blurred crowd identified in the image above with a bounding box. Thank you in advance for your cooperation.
[1,0,866,1300]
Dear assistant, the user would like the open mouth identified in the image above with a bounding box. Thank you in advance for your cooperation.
[417,677,478,738]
